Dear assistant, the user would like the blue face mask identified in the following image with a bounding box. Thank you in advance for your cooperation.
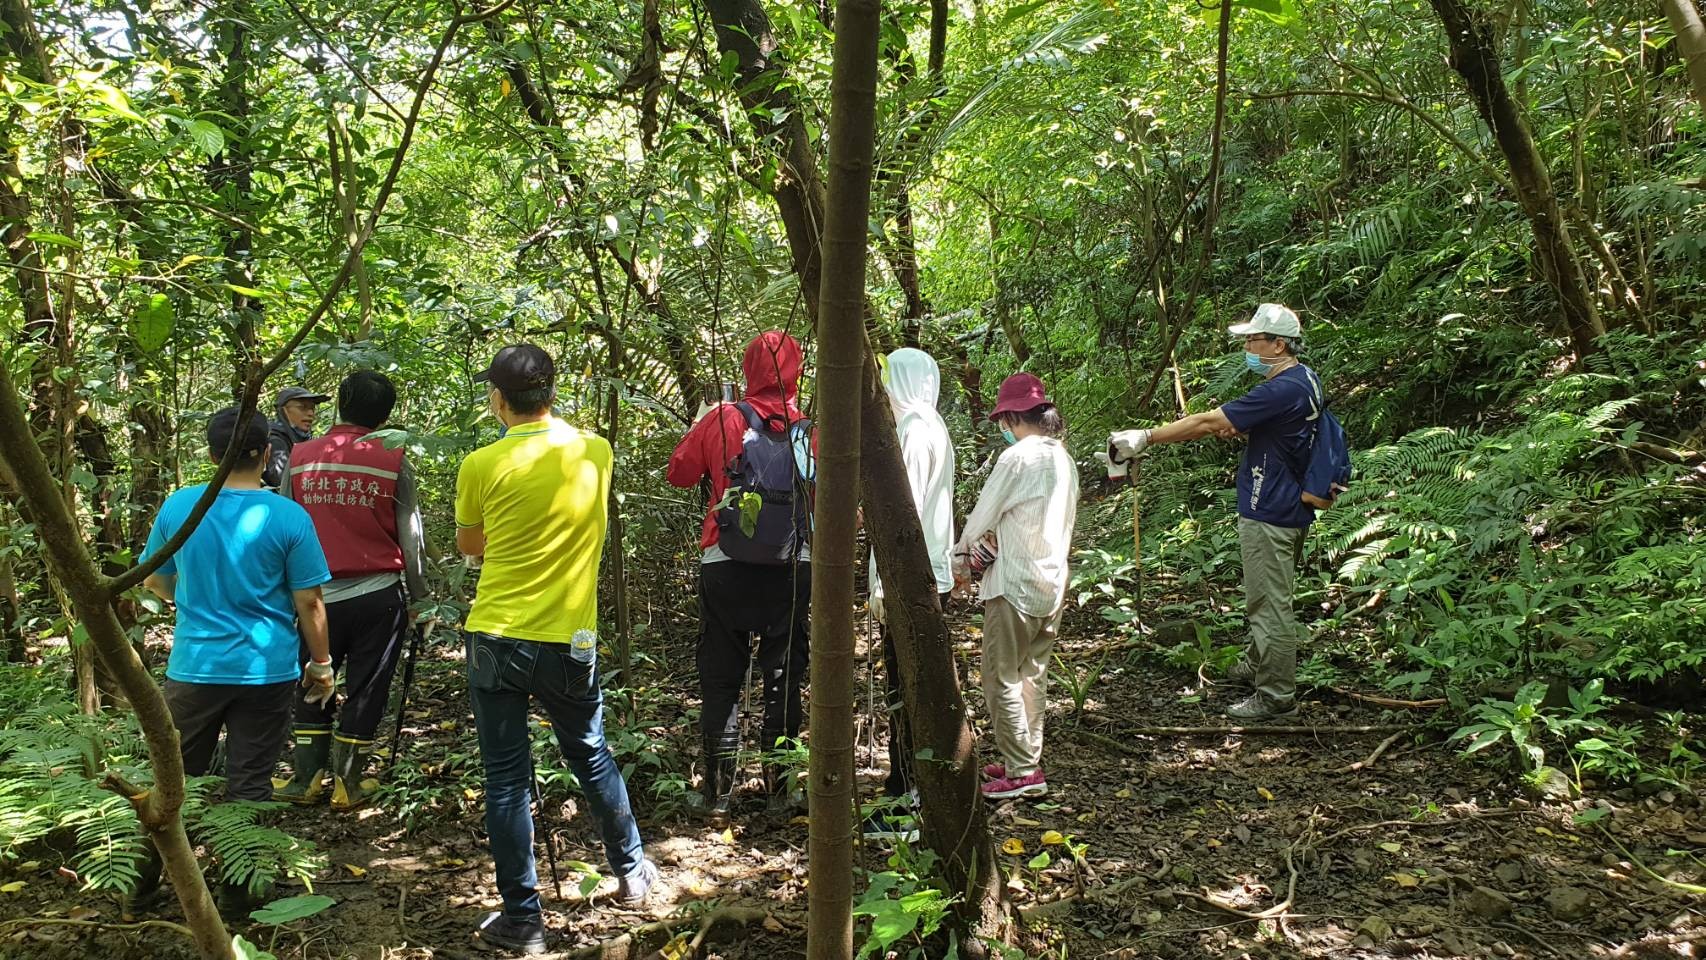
[1000,427,1017,445]
[1244,350,1277,375]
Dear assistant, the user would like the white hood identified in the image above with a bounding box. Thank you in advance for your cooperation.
[872,348,957,604]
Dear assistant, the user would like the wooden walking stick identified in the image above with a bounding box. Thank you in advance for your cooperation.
[1130,458,1142,606]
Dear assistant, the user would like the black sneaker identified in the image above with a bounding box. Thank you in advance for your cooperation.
[861,809,920,844]
[617,859,660,904]
[475,912,548,955]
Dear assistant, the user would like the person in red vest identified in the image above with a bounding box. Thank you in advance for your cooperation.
[274,370,428,809]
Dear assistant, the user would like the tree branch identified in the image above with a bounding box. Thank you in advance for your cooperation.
[102,3,496,597]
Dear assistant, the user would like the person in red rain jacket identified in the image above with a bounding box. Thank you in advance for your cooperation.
[667,331,816,819]
[275,371,428,810]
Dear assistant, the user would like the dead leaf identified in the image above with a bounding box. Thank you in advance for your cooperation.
[1379,842,1403,853]
[1002,838,1026,856]
[1013,816,1042,828]
[1041,831,1065,846]
[1388,873,1420,889]
[0,882,24,894]
[762,915,784,934]
[1257,787,1275,801]
[344,864,367,877]
[719,828,736,845]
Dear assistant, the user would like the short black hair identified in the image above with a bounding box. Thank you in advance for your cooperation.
[997,403,1066,437]
[498,384,554,416]
[339,370,396,429]
[207,407,270,471]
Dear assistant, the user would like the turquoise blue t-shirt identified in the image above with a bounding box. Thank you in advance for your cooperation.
[142,485,331,684]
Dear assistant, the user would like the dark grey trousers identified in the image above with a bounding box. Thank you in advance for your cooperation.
[164,679,295,802]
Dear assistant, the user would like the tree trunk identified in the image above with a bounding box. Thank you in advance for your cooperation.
[1662,0,1706,114]
[989,213,1030,365]
[1428,0,1603,359]
[212,0,260,398]
[861,372,1006,955]
[808,0,880,954]
[702,0,830,318]
[0,503,23,662]
[0,364,234,960]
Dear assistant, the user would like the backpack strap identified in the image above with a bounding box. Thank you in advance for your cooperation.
[732,401,768,433]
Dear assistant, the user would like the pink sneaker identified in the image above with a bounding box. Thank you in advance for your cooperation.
[981,770,1047,800]
[982,762,1007,780]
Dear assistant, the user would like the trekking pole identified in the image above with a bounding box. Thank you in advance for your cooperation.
[388,619,432,769]
[1130,460,1143,607]
[530,759,563,897]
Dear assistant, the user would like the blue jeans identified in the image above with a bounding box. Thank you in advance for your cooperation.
[465,631,644,920]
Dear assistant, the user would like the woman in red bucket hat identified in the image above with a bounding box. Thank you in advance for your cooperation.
[951,373,1079,800]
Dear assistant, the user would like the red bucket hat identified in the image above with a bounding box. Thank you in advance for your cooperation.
[989,372,1052,420]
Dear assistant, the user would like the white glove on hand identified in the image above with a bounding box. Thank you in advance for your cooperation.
[302,660,335,706]
[1095,450,1129,480]
[1108,429,1153,462]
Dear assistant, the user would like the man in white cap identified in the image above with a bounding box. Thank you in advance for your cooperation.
[1107,304,1330,721]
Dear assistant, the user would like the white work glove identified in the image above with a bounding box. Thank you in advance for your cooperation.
[1108,429,1153,463]
[1095,450,1129,480]
[869,595,886,624]
[302,659,335,706]
[691,401,717,425]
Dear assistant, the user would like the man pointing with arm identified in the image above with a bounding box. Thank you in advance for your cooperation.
[1109,304,1326,721]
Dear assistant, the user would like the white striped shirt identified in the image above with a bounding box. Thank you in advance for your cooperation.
[955,435,1079,618]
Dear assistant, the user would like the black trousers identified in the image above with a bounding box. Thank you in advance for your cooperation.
[879,591,951,798]
[697,559,812,760]
[292,584,408,743]
[165,679,295,802]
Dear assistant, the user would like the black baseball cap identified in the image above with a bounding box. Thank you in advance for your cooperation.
[276,385,331,406]
[474,344,555,391]
[207,407,270,459]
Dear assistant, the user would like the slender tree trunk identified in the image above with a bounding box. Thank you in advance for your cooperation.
[1661,0,1706,114]
[212,0,260,397]
[989,213,1029,365]
[702,0,830,318]
[0,502,23,662]
[1428,0,1603,359]
[808,0,880,954]
[0,366,234,960]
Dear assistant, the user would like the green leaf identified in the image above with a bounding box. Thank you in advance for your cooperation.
[26,231,81,249]
[232,935,278,960]
[851,899,920,952]
[738,491,762,538]
[132,293,174,352]
[1027,851,1050,870]
[188,119,226,158]
[250,894,335,925]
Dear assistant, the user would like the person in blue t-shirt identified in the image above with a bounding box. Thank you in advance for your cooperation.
[1107,304,1331,721]
[141,407,335,804]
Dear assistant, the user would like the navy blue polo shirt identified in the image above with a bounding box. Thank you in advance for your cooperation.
[1221,365,1321,529]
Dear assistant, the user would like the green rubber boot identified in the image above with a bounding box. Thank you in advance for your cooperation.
[272,727,331,805]
[329,737,377,811]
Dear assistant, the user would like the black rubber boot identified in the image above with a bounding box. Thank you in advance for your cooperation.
[273,727,331,805]
[693,740,738,823]
[329,737,375,811]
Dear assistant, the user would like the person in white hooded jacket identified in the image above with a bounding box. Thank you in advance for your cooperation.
[864,348,956,842]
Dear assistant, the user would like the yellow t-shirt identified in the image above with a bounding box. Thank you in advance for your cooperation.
[456,417,611,643]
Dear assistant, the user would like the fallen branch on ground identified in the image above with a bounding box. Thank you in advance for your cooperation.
[552,905,777,960]
[1075,724,1408,756]
[0,916,196,939]
[1336,731,1405,774]
[1607,928,1706,958]
[1330,688,1445,709]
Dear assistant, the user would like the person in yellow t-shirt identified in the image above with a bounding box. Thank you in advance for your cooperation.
[455,344,657,954]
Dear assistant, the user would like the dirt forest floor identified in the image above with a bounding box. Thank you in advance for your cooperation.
[4,607,1704,960]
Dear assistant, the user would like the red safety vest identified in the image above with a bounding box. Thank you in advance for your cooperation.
[288,424,405,578]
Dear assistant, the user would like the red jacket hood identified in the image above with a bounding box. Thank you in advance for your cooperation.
[741,331,803,425]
